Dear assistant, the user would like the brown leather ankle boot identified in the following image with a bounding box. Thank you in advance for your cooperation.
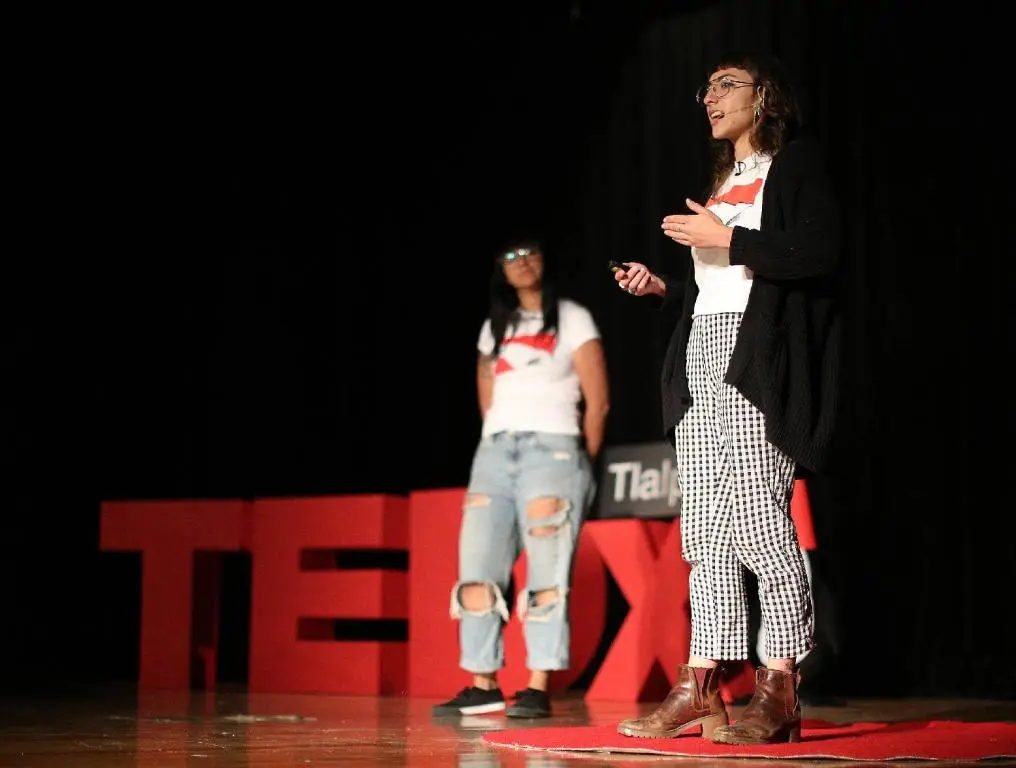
[617,664,728,739]
[711,667,802,744]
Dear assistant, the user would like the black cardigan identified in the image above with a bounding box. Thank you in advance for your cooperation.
[657,138,842,473]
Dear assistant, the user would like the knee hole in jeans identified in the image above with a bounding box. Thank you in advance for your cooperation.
[450,581,510,621]
[518,586,568,622]
[459,582,495,612]
[526,496,569,536]
[532,587,559,607]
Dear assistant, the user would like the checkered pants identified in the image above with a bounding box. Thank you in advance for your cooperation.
[675,313,814,661]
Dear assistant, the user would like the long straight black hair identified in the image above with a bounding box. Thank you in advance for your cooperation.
[488,238,560,359]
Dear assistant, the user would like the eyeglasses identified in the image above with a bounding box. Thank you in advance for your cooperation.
[499,248,541,266]
[695,77,754,104]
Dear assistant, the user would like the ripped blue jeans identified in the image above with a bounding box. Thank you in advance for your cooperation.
[451,431,594,673]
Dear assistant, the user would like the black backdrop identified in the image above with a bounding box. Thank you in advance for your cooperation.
[4,2,1013,699]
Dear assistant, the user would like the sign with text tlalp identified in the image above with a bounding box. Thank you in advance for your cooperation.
[597,441,681,520]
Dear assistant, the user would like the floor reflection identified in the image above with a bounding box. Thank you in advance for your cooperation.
[0,687,1011,767]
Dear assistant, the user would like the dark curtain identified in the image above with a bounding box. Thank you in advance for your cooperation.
[4,2,1011,699]
[557,1,1012,698]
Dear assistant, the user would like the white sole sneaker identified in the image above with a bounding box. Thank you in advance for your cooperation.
[459,701,507,715]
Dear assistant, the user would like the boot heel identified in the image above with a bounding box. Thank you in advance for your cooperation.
[787,725,802,743]
[700,713,728,739]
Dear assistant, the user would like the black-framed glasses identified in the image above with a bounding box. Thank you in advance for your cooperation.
[499,247,540,266]
[695,77,754,104]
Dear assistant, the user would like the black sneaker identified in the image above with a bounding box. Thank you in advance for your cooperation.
[432,686,506,716]
[505,688,551,718]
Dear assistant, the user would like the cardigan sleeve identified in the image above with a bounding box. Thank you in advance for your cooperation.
[728,140,840,280]
[654,272,685,312]
[636,270,689,317]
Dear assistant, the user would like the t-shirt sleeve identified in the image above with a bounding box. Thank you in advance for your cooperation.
[477,319,495,356]
[559,302,601,356]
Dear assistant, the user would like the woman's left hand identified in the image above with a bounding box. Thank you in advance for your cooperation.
[661,199,733,249]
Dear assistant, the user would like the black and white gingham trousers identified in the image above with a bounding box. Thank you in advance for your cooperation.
[675,312,814,661]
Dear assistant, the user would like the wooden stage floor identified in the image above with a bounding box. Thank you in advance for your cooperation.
[1,687,1014,767]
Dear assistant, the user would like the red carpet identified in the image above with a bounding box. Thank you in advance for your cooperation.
[483,719,1016,761]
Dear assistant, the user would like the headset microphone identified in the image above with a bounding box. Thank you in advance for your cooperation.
[714,102,758,120]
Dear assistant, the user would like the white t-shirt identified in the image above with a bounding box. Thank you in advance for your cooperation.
[477,298,600,437]
[692,152,772,316]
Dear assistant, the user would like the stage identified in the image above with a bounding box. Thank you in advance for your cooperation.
[2,688,1013,766]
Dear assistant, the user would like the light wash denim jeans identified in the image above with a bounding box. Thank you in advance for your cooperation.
[451,431,594,673]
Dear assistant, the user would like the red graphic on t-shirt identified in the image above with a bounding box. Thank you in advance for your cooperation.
[705,177,764,208]
[494,333,557,376]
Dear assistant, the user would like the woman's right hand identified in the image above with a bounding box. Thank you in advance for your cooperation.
[615,262,666,297]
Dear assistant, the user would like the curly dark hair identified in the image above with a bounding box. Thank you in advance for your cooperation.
[705,52,802,194]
